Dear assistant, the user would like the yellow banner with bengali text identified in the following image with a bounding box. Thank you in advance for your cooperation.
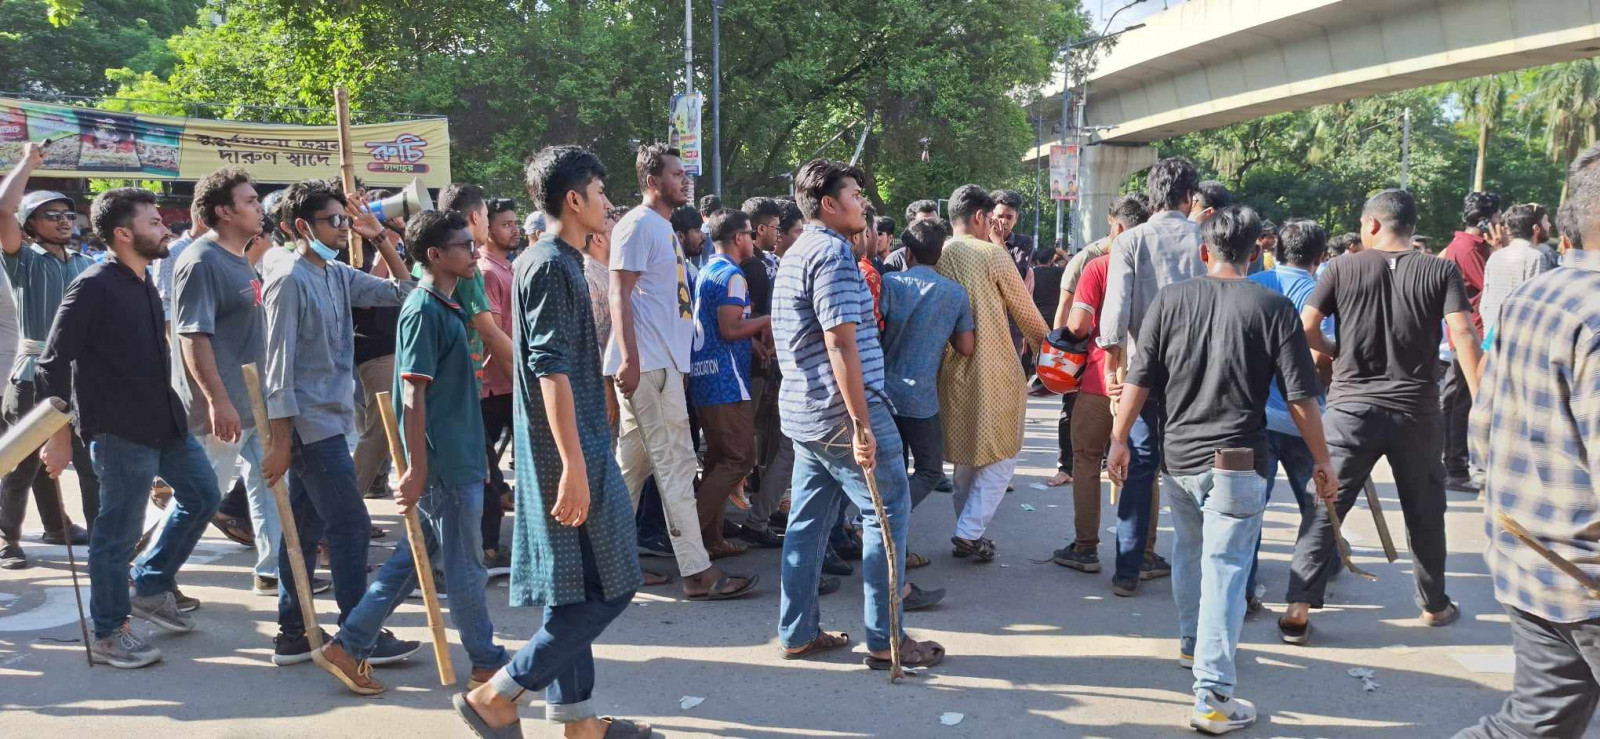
[0,96,451,187]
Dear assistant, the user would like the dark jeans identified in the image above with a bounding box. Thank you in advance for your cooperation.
[1246,430,1318,602]
[481,392,512,552]
[276,432,372,638]
[1115,400,1163,581]
[1455,606,1600,738]
[495,530,634,723]
[219,477,248,519]
[0,377,100,541]
[1439,359,1472,479]
[635,477,667,548]
[1057,392,1075,474]
[893,413,943,510]
[87,433,219,637]
[1286,403,1451,612]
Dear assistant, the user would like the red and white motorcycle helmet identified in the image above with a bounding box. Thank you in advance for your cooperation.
[1035,328,1090,395]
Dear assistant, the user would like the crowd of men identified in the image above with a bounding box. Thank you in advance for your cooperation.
[0,130,1595,738]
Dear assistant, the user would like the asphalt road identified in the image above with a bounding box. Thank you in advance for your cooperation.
[0,396,1521,737]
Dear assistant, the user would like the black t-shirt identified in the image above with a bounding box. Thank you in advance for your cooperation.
[1032,264,1064,327]
[1308,248,1470,415]
[739,255,771,316]
[1127,276,1321,476]
[352,240,401,364]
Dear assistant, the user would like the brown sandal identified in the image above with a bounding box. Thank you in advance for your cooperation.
[865,637,945,670]
[906,551,931,569]
[782,631,850,660]
[708,540,749,560]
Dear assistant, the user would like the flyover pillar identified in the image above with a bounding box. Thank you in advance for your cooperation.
[1072,143,1157,252]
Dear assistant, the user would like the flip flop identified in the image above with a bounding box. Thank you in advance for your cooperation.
[781,631,850,660]
[685,573,760,601]
[452,693,522,739]
[601,716,653,738]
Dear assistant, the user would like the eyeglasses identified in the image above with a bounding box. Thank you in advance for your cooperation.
[34,211,74,223]
[440,239,477,251]
[312,214,352,229]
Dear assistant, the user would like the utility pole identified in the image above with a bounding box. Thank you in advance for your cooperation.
[711,0,724,197]
[1056,56,1072,252]
[1401,107,1412,191]
[684,0,694,94]
[1032,112,1043,242]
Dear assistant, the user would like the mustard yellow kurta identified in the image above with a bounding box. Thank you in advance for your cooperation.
[935,235,1050,467]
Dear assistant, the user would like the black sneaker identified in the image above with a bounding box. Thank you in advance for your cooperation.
[818,576,841,596]
[1444,476,1481,494]
[1112,576,1139,597]
[1140,553,1172,581]
[822,547,853,576]
[367,628,421,666]
[1051,546,1101,573]
[738,526,784,549]
[272,629,330,666]
[483,548,511,578]
[935,476,953,493]
[637,533,674,559]
[0,543,26,570]
[39,524,90,546]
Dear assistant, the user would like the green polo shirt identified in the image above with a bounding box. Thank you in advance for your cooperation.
[412,263,490,383]
[393,281,487,488]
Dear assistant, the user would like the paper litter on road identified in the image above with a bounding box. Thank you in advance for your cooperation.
[679,696,705,711]
[1029,483,1048,491]
[1047,504,1059,508]
[1450,652,1515,674]
[1347,667,1380,692]
[940,712,964,726]
[1020,504,1036,512]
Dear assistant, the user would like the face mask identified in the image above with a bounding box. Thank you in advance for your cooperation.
[307,236,340,262]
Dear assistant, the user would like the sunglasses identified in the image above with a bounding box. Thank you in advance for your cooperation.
[312,214,352,229]
[34,211,74,223]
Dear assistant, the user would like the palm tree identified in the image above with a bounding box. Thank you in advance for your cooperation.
[1529,60,1600,202]
[1451,73,1512,192]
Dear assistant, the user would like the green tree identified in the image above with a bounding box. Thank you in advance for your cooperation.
[1527,59,1600,203]
[0,0,198,98]
[1450,73,1512,192]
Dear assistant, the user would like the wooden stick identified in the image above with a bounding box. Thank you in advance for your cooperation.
[1362,479,1399,563]
[0,397,71,477]
[857,426,903,683]
[1324,497,1377,581]
[1496,511,1600,598]
[335,87,362,270]
[240,363,322,649]
[374,391,454,686]
[1108,362,1126,507]
[49,469,92,668]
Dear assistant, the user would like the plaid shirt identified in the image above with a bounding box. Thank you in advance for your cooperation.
[1471,249,1600,623]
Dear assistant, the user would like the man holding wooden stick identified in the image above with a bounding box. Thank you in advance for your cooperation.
[1455,146,1600,739]
[770,159,942,672]
[260,179,418,667]
[37,187,221,668]
[314,209,507,696]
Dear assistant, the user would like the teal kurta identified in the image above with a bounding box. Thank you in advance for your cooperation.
[509,234,642,608]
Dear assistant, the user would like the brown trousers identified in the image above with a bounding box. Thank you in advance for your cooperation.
[1069,392,1159,552]
[695,400,756,549]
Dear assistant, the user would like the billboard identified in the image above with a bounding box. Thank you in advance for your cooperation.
[1049,144,1079,202]
[0,96,451,187]
[668,92,703,176]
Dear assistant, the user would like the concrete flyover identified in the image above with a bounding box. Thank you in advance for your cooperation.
[1028,0,1600,248]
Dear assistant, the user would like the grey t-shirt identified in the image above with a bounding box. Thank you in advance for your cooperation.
[173,236,265,434]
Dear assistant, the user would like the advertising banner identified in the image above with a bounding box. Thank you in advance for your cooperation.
[1049,144,1079,202]
[0,97,451,187]
[668,92,704,176]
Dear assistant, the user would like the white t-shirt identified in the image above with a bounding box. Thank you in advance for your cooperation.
[604,205,693,375]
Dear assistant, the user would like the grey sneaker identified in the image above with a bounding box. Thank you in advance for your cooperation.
[90,622,162,669]
[130,590,194,633]
[1051,546,1102,573]
[1191,691,1257,734]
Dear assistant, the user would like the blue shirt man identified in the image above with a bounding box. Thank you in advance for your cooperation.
[689,254,754,406]
[877,218,974,510]
[1248,263,1327,436]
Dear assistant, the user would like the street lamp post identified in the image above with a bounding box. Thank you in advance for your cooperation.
[712,0,724,197]
[1056,0,1147,252]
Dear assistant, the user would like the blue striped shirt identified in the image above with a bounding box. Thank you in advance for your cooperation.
[773,223,889,442]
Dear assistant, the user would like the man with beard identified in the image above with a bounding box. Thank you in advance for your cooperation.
[609,144,755,601]
[260,179,419,666]
[0,143,100,569]
[37,187,221,667]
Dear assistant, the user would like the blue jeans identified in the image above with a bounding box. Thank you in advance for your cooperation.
[1169,468,1267,698]
[336,480,507,670]
[1245,431,1317,601]
[489,531,634,723]
[88,433,220,638]
[277,432,371,637]
[780,403,909,653]
[1116,400,1163,581]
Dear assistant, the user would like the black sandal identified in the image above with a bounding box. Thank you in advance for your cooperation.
[601,717,652,738]
[950,536,995,562]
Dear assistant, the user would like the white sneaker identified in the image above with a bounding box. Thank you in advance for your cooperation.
[1190,691,1256,735]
